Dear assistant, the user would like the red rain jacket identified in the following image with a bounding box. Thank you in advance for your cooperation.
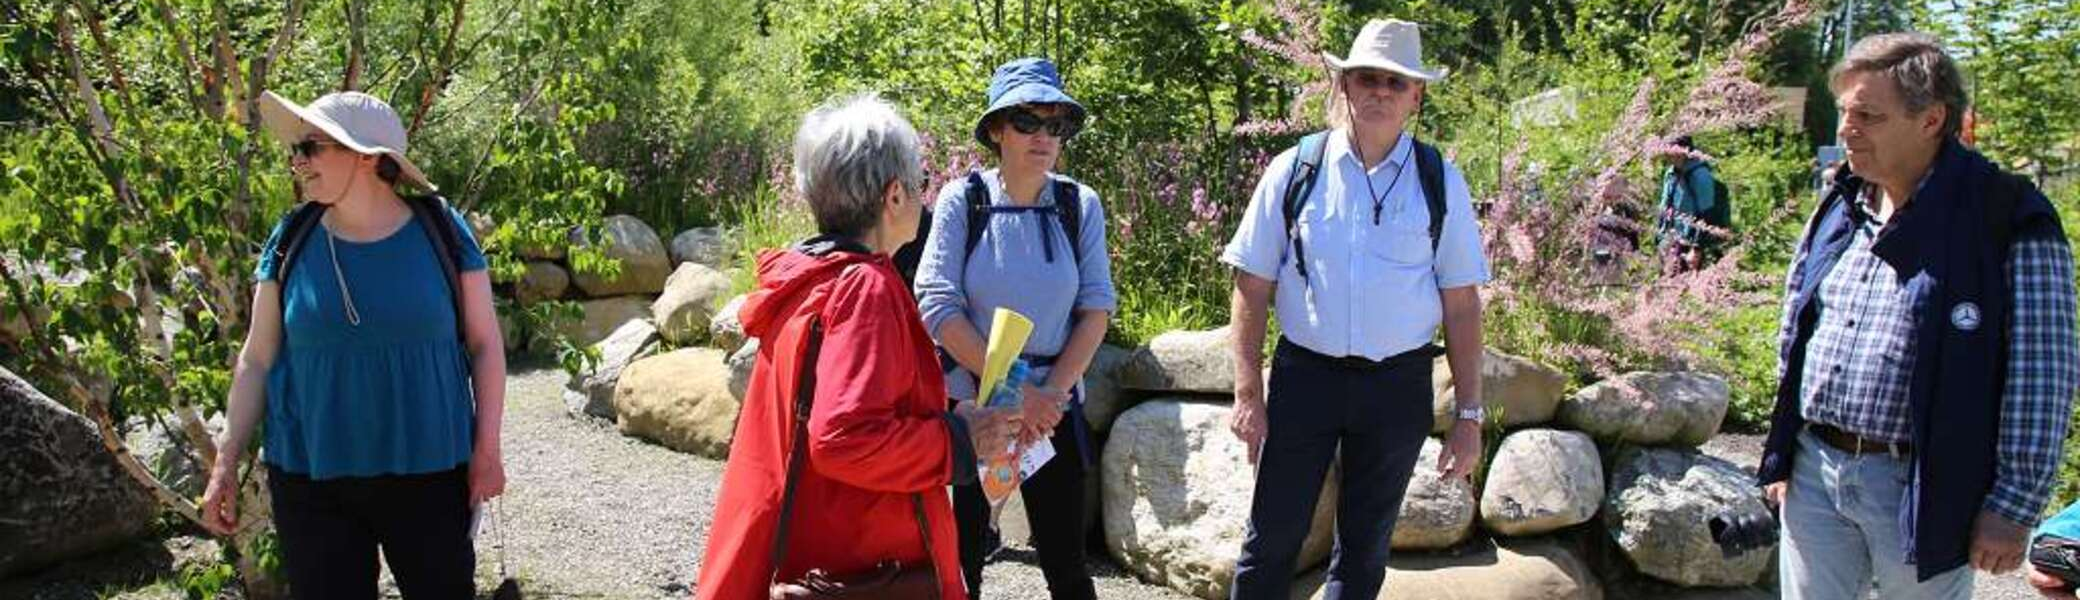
[694,243,965,600]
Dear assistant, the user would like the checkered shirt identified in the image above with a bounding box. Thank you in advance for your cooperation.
[1779,185,2079,525]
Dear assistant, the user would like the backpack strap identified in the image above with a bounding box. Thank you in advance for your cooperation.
[961,171,991,259]
[1412,139,1448,253]
[960,173,1087,266]
[1282,132,1331,281]
[271,202,330,314]
[404,194,469,345]
[1052,178,1084,263]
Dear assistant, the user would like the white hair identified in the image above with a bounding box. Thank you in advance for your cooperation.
[791,93,925,238]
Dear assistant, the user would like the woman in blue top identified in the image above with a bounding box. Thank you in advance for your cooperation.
[913,57,1116,600]
[197,91,507,600]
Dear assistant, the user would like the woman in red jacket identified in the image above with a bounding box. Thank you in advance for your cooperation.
[694,94,1021,600]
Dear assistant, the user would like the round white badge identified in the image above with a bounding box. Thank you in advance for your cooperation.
[1951,302,1982,332]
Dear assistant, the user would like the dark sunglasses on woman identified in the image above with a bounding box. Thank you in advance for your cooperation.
[1006,108,1083,139]
[290,139,339,160]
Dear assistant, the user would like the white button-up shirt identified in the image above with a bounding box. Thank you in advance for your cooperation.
[1221,132,1490,361]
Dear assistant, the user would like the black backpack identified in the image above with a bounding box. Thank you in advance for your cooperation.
[269,194,470,341]
[1280,131,1448,281]
[893,171,1084,286]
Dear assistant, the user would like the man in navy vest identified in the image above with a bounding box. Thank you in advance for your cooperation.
[1759,33,2078,599]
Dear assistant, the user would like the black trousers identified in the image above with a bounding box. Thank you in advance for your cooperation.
[953,417,1097,600]
[1230,340,1434,600]
[267,464,476,600]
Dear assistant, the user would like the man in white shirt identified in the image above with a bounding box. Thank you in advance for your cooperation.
[1222,18,1491,600]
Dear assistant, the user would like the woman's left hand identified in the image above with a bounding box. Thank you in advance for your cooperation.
[469,447,507,505]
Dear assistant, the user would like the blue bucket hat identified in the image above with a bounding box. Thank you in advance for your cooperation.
[973,57,1087,149]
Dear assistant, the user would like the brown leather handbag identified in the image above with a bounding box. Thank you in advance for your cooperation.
[767,319,942,600]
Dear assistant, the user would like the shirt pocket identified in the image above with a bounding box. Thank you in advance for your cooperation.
[1369,228,1433,269]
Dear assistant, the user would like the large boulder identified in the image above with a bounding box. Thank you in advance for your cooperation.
[1103,400,1337,600]
[727,338,760,401]
[1603,447,1774,587]
[1117,327,1235,394]
[613,348,740,459]
[516,261,571,305]
[571,215,672,297]
[709,294,750,355]
[1481,429,1604,536]
[1559,372,1729,446]
[670,226,734,270]
[1079,344,1135,433]
[558,296,653,348]
[1294,538,1603,600]
[1391,437,1477,550]
[1,367,158,578]
[564,319,661,419]
[1429,349,1569,434]
[652,263,732,345]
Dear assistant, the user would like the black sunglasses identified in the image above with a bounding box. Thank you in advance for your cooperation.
[1005,108,1083,139]
[290,139,339,159]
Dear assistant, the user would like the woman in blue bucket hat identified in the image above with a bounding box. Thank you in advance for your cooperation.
[912,57,1115,600]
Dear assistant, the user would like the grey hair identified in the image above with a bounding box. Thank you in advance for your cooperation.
[1829,33,1970,139]
[791,93,926,239]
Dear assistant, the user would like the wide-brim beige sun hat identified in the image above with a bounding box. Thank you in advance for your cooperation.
[1322,18,1447,82]
[257,90,437,192]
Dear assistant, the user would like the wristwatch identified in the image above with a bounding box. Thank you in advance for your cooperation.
[1454,405,1485,423]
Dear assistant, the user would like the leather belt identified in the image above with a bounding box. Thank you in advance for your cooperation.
[1807,422,1911,458]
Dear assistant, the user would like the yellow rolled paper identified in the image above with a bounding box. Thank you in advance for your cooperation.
[973,308,1034,408]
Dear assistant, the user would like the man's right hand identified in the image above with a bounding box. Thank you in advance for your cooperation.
[1762,482,1787,509]
[199,462,241,537]
[1230,380,1267,465]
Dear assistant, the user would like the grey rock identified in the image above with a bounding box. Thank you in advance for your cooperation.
[0,366,157,578]
[1559,372,1730,446]
[1118,327,1235,394]
[1391,437,1478,550]
[565,319,661,419]
[1430,349,1570,434]
[1102,400,1336,600]
[1603,447,1774,587]
[652,263,732,345]
[571,215,672,297]
[1481,429,1604,536]
[1079,344,1136,434]
[517,261,572,305]
[709,294,750,355]
[669,227,734,270]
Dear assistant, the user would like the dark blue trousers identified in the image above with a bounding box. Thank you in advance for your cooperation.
[1230,339,1435,600]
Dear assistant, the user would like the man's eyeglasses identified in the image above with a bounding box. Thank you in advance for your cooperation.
[1005,108,1083,139]
[1347,70,1415,93]
[290,139,339,160]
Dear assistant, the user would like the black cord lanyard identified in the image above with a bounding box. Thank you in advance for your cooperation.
[1357,139,1413,226]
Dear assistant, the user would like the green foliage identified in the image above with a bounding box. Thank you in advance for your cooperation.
[177,562,237,600]
[1914,0,2080,173]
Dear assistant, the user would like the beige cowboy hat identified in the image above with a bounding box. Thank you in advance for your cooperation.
[257,90,437,192]
[1323,19,1447,82]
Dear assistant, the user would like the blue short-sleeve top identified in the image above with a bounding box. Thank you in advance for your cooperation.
[253,203,487,479]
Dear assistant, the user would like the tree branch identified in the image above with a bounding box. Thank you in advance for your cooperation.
[344,0,366,91]
[409,0,469,137]
[151,0,212,118]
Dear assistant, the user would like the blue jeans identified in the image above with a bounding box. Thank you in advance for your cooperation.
[1779,428,1973,599]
